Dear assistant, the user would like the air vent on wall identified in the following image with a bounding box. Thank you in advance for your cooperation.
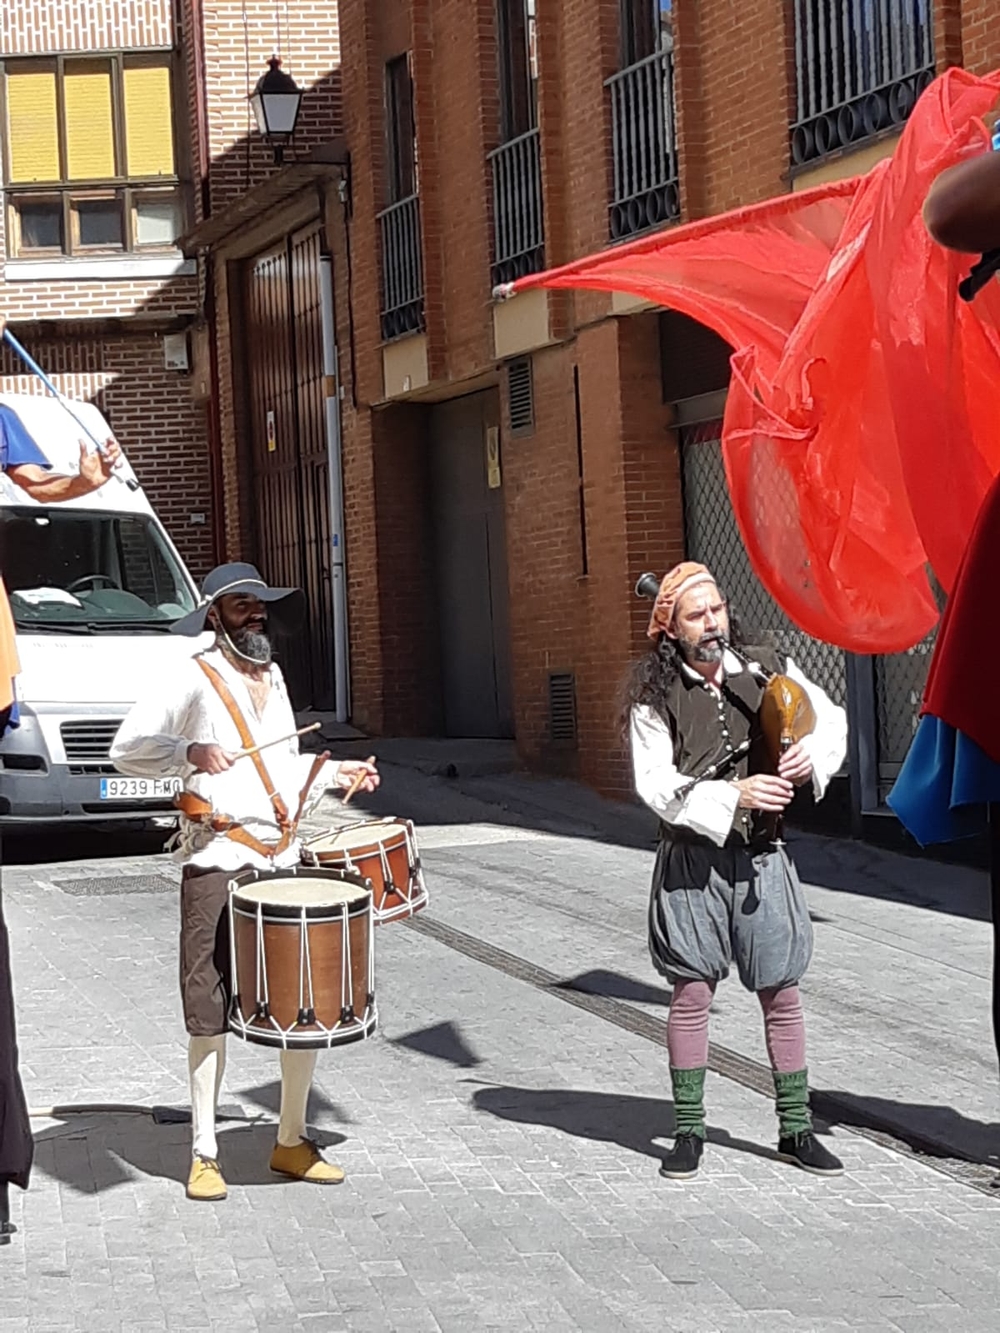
[507,357,534,434]
[548,672,578,744]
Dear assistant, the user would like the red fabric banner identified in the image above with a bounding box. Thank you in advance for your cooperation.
[505,68,1000,654]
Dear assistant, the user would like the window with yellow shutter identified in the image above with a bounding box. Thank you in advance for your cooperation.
[1,52,184,259]
[123,63,176,177]
[5,68,61,184]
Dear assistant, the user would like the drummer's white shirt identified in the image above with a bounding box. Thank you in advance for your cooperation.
[110,646,342,871]
[630,651,847,848]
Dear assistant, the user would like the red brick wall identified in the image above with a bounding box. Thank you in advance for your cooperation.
[370,403,441,734]
[416,0,498,383]
[538,0,618,332]
[960,2,1000,73]
[337,0,387,407]
[338,397,384,730]
[502,345,584,768]
[674,0,795,217]
[566,315,681,795]
[0,334,215,578]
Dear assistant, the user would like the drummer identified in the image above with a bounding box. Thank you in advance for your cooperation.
[111,562,379,1202]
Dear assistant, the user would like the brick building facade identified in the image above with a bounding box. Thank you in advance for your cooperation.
[0,0,216,575]
[174,2,1000,805]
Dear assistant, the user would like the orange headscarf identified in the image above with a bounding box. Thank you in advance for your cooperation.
[646,562,717,641]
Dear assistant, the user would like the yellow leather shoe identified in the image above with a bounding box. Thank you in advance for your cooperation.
[186,1155,227,1201]
[270,1138,345,1185]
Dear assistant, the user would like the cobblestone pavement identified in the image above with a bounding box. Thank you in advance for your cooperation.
[2,758,999,1331]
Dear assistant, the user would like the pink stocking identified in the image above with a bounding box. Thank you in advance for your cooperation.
[666,979,716,1069]
[758,985,807,1072]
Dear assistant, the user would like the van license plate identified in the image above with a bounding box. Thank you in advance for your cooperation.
[99,778,182,801]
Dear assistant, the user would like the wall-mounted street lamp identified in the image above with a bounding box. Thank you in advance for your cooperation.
[249,56,303,164]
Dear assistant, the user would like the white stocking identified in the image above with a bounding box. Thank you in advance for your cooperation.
[188,1034,226,1160]
[277,1049,317,1147]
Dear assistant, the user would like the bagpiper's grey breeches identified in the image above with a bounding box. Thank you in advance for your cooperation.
[648,838,813,993]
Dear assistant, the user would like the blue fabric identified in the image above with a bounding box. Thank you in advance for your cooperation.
[887,714,1000,845]
[0,404,51,472]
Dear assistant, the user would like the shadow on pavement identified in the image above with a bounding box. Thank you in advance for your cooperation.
[0,825,169,867]
[332,756,992,928]
[468,1083,803,1169]
[552,969,672,1008]
[30,1114,348,1194]
[812,1090,1000,1168]
[391,1020,484,1068]
[793,835,989,923]
[334,764,660,853]
[239,1078,358,1126]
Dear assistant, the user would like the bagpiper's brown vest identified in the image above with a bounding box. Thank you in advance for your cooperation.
[659,644,784,849]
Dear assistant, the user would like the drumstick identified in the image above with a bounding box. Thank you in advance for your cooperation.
[341,755,376,806]
[232,722,321,761]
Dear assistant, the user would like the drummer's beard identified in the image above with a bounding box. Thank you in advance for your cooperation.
[216,614,272,666]
[231,624,272,665]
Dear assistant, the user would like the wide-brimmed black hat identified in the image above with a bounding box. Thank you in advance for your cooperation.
[171,562,306,637]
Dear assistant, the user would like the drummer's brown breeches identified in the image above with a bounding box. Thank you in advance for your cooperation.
[180,865,251,1036]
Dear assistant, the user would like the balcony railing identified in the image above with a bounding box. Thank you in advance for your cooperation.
[488,128,544,288]
[791,0,934,168]
[377,193,425,342]
[606,46,680,242]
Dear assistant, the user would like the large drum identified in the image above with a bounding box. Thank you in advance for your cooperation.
[228,866,377,1050]
[303,818,428,925]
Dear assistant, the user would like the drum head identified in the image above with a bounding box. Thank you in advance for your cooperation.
[308,819,408,855]
[233,874,369,917]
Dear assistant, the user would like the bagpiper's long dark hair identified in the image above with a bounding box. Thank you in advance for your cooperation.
[618,598,761,738]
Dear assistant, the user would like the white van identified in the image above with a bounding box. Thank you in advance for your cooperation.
[0,393,211,826]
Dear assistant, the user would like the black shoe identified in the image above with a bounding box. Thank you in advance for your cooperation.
[777,1131,844,1176]
[659,1133,704,1179]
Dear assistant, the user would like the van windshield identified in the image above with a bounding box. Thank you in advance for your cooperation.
[0,507,198,630]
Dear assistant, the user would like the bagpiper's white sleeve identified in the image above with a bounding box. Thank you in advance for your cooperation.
[783,657,847,801]
[110,665,200,778]
[630,704,740,848]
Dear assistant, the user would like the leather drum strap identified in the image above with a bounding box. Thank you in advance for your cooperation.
[174,789,285,860]
[195,658,292,846]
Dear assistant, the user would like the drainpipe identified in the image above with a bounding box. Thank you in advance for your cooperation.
[318,246,350,723]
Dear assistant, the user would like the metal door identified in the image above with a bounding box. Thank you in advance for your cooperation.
[242,223,334,709]
[429,392,514,737]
